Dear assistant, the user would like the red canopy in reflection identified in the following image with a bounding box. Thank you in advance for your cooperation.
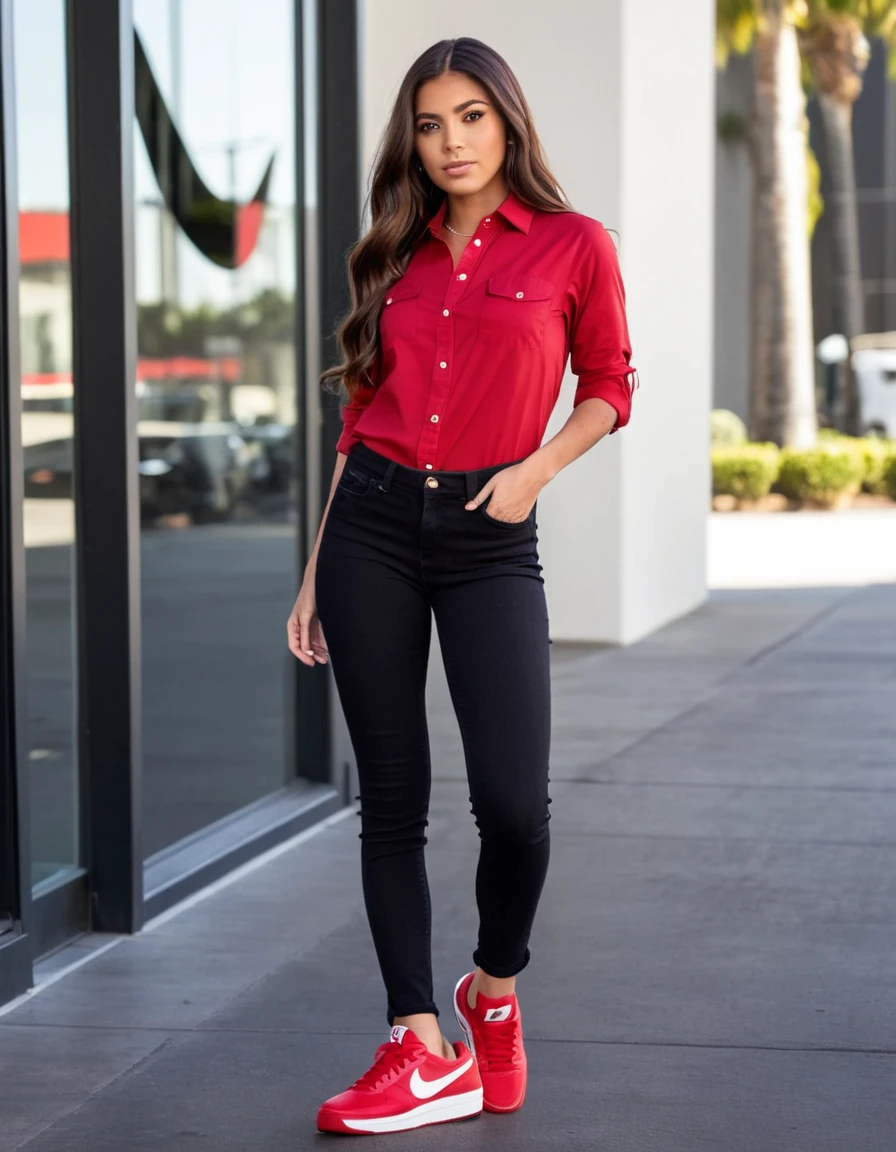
[20,212,70,265]
[23,356,243,388]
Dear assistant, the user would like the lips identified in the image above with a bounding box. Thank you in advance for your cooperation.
[443,161,475,174]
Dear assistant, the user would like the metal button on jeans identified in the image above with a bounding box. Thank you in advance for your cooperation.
[425,477,439,489]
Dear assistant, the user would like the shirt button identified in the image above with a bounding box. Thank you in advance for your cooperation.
[443,309,450,317]
[430,414,439,423]
[386,297,393,305]
[516,291,524,299]
[457,273,467,281]
[439,361,447,369]
[425,464,434,470]
[473,238,482,247]
[426,477,439,488]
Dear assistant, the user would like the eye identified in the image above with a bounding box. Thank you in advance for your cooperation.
[465,110,485,122]
[417,121,439,134]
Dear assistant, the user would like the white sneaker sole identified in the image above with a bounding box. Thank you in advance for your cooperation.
[334,1088,483,1133]
[453,972,477,1056]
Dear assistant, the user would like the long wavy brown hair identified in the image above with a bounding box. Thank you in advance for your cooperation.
[320,37,572,402]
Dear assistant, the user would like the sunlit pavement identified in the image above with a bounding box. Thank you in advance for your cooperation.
[2,584,895,1150]
[708,506,896,588]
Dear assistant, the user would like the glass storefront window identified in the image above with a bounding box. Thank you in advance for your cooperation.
[134,0,301,856]
[14,0,79,889]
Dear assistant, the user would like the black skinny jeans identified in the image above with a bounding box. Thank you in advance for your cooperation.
[315,442,552,1026]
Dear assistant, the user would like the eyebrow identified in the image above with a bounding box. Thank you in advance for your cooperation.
[414,99,489,121]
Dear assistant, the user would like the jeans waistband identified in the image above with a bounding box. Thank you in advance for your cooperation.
[348,442,529,501]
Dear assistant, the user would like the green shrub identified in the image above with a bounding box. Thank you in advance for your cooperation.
[808,431,893,493]
[776,445,864,507]
[857,437,893,494]
[711,443,780,502]
[883,454,896,501]
[711,409,748,448]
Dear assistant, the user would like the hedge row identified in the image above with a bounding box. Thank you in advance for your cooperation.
[712,443,779,502]
[711,428,896,507]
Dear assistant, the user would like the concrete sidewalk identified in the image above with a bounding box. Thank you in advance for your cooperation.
[708,507,896,589]
[2,585,895,1150]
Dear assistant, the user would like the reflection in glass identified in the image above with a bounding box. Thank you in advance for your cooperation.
[135,0,301,856]
[14,0,79,887]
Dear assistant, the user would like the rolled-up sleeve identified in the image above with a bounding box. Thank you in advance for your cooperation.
[334,359,379,456]
[569,221,638,431]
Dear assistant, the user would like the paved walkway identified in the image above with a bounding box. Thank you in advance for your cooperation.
[2,586,895,1150]
[708,507,896,588]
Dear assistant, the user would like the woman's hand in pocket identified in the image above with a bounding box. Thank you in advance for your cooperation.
[465,461,542,523]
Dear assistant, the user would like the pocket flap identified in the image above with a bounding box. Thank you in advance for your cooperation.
[486,274,554,302]
[384,278,422,305]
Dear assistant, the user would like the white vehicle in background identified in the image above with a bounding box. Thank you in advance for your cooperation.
[852,333,896,437]
[21,381,74,448]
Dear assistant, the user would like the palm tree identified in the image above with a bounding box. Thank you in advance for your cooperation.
[800,1,896,433]
[717,0,819,447]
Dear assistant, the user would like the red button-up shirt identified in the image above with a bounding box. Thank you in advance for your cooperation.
[335,190,637,470]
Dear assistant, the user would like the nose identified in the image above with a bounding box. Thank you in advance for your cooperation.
[443,122,465,154]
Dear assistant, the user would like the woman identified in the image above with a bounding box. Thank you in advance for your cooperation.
[287,36,636,1136]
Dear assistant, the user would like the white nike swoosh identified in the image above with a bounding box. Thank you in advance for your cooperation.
[408,1058,473,1100]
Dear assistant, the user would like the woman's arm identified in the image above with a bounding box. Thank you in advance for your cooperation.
[463,398,617,520]
[466,221,636,519]
[307,358,381,576]
[287,449,349,667]
[525,396,619,483]
[306,449,348,575]
[566,220,637,431]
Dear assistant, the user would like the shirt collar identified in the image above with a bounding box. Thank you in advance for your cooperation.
[496,191,534,234]
[426,190,534,238]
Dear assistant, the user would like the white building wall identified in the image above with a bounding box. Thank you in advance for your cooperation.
[359,0,715,644]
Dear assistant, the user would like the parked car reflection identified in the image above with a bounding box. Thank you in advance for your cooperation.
[137,422,269,523]
[22,376,295,525]
[23,421,288,525]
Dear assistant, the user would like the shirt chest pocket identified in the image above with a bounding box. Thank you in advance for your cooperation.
[380,278,422,347]
[478,274,555,350]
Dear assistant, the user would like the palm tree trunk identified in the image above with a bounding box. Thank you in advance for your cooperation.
[750,2,817,447]
[816,90,864,434]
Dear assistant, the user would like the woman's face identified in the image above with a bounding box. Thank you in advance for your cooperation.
[414,71,508,199]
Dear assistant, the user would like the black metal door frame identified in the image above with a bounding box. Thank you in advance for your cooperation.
[313,0,360,805]
[66,0,143,935]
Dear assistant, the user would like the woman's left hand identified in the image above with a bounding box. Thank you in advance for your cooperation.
[465,461,545,524]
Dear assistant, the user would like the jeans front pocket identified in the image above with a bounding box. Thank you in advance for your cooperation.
[336,466,377,497]
[479,498,535,541]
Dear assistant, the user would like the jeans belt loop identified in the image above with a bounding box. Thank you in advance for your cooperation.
[378,460,398,492]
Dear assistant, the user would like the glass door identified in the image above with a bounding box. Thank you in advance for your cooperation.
[134,0,309,857]
[13,0,86,956]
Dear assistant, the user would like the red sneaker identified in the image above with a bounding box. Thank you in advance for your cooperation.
[316,1025,482,1135]
[453,971,527,1113]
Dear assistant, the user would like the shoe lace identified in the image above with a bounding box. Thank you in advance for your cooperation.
[479,1020,519,1071]
[350,1042,414,1092]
